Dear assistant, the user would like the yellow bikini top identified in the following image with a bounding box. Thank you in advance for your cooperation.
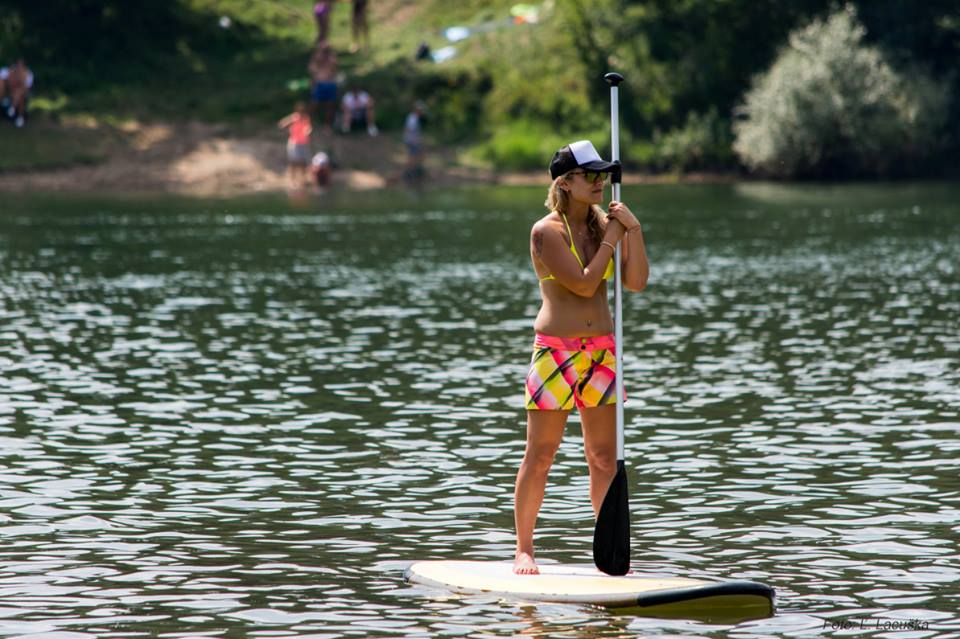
[540,212,615,282]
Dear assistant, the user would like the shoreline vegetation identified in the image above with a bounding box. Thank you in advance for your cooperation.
[2,1,957,195]
[0,118,739,197]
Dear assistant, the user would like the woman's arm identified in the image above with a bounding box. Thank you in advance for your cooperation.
[606,201,649,292]
[622,225,649,291]
[532,219,626,298]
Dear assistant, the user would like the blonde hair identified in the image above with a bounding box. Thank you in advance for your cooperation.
[545,174,605,246]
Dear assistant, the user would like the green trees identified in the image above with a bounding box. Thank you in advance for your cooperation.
[557,0,834,165]
[557,1,957,177]
[733,7,950,177]
[4,0,959,177]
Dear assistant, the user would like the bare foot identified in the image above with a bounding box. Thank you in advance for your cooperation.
[513,552,539,575]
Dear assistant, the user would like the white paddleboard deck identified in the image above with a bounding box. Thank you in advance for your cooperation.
[406,560,775,610]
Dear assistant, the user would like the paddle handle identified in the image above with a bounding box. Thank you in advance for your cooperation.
[605,72,625,461]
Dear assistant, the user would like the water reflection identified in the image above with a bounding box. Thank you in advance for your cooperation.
[0,185,958,637]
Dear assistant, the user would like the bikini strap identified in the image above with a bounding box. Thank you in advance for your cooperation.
[559,212,585,268]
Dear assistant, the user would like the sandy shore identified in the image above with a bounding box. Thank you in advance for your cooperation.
[0,120,733,196]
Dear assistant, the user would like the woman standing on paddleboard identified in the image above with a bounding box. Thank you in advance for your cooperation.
[515,140,649,575]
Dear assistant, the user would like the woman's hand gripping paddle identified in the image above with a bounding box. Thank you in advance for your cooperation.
[593,72,630,576]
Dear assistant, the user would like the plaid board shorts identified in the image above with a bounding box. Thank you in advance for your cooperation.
[524,333,623,410]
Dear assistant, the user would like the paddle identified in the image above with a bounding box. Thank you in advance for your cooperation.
[593,71,630,577]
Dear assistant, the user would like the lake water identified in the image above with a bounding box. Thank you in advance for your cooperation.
[0,183,957,638]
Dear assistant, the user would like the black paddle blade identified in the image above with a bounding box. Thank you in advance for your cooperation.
[593,459,630,575]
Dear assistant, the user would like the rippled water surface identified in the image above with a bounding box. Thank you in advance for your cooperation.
[1,183,958,638]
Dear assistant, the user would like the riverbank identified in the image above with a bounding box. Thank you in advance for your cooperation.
[0,118,738,196]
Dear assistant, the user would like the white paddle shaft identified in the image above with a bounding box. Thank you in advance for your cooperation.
[609,84,624,461]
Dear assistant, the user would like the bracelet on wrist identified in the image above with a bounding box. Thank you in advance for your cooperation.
[600,240,616,252]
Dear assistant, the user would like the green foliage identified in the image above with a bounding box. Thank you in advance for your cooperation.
[556,0,670,134]
[0,10,24,62]
[357,60,492,140]
[471,120,609,171]
[471,120,567,171]
[477,22,600,131]
[546,0,960,172]
[0,0,313,125]
[5,1,272,88]
[733,7,951,178]
[556,0,833,135]
[3,0,959,175]
[650,109,734,172]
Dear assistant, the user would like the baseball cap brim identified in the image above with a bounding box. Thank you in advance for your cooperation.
[578,158,619,173]
[550,140,619,179]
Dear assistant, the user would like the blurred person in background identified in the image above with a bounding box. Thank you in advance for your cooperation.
[350,0,369,52]
[310,150,331,187]
[314,0,335,43]
[5,59,33,128]
[278,101,313,188]
[308,43,338,134]
[0,65,7,112]
[403,100,425,179]
[340,85,377,136]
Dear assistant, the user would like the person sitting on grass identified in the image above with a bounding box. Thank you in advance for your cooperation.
[340,86,377,136]
[278,102,313,188]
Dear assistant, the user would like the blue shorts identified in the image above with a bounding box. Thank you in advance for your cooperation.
[312,82,337,103]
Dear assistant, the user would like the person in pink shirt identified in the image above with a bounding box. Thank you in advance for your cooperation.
[278,102,313,188]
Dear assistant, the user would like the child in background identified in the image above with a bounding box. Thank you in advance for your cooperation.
[278,102,313,188]
[310,151,331,187]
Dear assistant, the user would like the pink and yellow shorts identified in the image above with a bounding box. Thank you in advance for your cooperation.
[524,333,623,410]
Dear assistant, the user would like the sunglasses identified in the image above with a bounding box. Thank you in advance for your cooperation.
[568,170,608,183]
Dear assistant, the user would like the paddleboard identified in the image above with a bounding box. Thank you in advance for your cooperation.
[405,561,775,612]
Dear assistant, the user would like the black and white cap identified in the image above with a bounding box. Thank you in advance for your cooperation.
[549,140,619,179]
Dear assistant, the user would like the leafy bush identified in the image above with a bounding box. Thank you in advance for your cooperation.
[651,109,735,172]
[472,120,609,172]
[733,6,950,178]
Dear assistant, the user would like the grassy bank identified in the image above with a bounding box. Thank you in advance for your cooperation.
[2,0,530,173]
[7,0,685,165]
[4,1,957,178]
